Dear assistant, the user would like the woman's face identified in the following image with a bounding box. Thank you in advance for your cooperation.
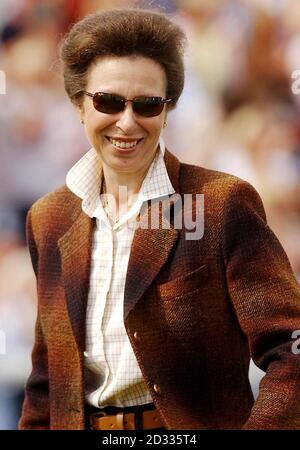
[78,55,168,177]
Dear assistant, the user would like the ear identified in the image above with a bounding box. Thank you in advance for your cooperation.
[166,102,172,113]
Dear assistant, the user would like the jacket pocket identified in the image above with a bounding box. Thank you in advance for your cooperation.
[157,263,209,300]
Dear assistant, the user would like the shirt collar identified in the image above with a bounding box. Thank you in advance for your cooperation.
[66,136,175,222]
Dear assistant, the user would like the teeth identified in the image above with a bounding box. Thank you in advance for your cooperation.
[109,138,139,148]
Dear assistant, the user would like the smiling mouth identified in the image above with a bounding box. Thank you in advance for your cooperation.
[106,136,144,149]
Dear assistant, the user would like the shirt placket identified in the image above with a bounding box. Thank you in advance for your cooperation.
[98,219,114,403]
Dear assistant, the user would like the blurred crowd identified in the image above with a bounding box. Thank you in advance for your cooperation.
[0,0,300,429]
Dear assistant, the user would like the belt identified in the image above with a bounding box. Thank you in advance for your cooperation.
[89,406,165,430]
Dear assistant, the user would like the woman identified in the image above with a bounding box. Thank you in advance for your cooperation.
[19,8,300,430]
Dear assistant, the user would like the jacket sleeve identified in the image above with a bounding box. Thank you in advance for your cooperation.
[222,180,300,429]
[18,208,50,430]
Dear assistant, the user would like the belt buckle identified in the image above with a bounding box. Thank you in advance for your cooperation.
[90,410,107,430]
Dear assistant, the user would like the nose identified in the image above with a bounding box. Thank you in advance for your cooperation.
[115,101,139,133]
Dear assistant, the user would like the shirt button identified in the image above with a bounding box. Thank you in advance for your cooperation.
[153,384,161,394]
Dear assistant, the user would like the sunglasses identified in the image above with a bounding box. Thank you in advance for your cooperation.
[81,91,172,117]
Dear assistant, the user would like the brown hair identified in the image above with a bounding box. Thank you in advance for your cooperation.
[59,8,187,110]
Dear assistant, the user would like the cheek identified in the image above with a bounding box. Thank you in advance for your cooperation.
[143,119,163,138]
[84,105,113,130]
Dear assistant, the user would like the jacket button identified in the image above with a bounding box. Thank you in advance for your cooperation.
[133,331,139,341]
[153,384,161,394]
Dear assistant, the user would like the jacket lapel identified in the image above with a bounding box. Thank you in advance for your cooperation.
[58,209,93,353]
[124,149,181,320]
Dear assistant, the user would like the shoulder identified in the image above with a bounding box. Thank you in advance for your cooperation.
[28,185,82,243]
[30,185,80,213]
[179,160,266,221]
[179,160,248,192]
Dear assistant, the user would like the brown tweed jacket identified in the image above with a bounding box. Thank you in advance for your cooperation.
[19,149,300,430]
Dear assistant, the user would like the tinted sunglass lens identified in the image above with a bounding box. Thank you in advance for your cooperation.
[133,103,164,117]
[93,94,123,114]
[133,99,164,117]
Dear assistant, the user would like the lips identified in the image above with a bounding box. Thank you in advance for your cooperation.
[105,136,144,151]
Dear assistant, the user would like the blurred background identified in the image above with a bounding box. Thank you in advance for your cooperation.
[0,0,300,429]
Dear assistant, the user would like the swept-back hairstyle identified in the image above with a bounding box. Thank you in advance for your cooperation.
[59,8,187,110]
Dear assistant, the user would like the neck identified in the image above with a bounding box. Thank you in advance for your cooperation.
[103,171,145,202]
[101,164,152,220]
